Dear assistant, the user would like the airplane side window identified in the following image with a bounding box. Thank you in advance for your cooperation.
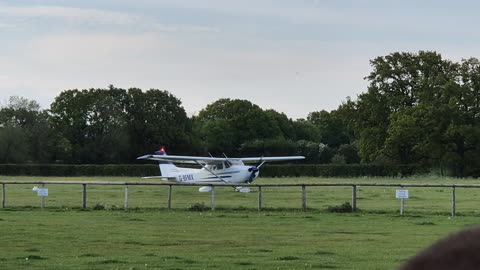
[224,162,230,168]
[217,163,223,170]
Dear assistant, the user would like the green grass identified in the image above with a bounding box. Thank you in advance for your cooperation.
[0,176,479,269]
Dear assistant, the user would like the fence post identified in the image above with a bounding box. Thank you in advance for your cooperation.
[82,184,87,209]
[124,185,129,210]
[40,184,46,209]
[2,183,5,208]
[302,185,307,211]
[258,186,262,211]
[211,186,215,210]
[168,185,172,209]
[452,186,456,217]
[352,185,357,212]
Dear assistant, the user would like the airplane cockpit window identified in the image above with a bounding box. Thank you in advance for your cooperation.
[217,163,224,170]
[224,161,231,168]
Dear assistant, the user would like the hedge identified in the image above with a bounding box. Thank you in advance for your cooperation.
[0,164,427,177]
[261,164,427,177]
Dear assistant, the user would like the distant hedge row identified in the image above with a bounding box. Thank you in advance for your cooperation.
[0,164,159,177]
[261,164,427,177]
[0,164,426,177]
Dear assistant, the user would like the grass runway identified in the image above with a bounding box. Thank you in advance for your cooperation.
[1,176,480,269]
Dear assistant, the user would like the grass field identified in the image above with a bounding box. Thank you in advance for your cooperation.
[1,176,480,269]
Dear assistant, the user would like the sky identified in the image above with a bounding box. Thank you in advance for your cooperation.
[2,0,480,119]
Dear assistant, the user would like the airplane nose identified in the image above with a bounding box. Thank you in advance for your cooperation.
[247,167,259,183]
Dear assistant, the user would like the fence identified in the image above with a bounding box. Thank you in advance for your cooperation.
[1,181,478,216]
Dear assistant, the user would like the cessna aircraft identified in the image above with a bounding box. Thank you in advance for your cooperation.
[137,148,305,193]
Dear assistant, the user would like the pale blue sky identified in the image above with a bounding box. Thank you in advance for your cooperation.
[1,0,480,118]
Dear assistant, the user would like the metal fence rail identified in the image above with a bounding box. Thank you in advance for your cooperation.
[1,181,479,216]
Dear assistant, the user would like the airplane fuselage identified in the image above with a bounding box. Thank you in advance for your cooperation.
[173,165,256,184]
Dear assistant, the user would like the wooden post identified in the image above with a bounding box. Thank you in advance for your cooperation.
[167,185,172,210]
[400,198,405,215]
[40,184,46,209]
[257,186,262,211]
[82,184,87,209]
[2,183,5,208]
[399,185,404,215]
[301,185,307,211]
[352,185,357,212]
[452,186,456,217]
[211,186,215,210]
[124,185,129,210]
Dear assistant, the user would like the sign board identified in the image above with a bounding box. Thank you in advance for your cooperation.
[396,189,409,199]
[37,188,48,197]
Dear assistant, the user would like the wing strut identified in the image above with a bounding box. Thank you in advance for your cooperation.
[194,160,244,192]
[194,160,228,184]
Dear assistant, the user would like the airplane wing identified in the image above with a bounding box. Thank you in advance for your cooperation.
[240,156,305,163]
[137,154,225,164]
[137,154,305,164]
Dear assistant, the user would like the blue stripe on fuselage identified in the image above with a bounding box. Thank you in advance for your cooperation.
[202,175,233,179]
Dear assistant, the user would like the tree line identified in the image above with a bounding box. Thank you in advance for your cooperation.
[0,51,479,177]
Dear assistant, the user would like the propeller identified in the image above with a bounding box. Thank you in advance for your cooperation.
[247,158,264,183]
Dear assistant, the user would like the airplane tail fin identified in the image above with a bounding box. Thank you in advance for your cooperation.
[155,147,179,177]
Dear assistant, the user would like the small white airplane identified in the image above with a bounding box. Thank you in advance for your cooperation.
[137,147,305,193]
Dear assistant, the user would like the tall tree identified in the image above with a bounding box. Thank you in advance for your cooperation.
[125,88,192,156]
[195,99,284,154]
[50,87,190,163]
[0,96,54,163]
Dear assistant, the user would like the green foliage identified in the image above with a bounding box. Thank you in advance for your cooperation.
[0,164,425,177]
[326,202,353,213]
[308,110,350,147]
[350,51,480,176]
[195,99,292,154]
[0,164,158,176]
[0,97,56,163]
[260,164,425,177]
[337,144,360,164]
[331,154,346,164]
[49,87,191,163]
[188,203,210,212]
[93,203,106,210]
[240,138,298,156]
[0,127,29,163]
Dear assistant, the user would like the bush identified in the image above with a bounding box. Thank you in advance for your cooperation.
[188,203,210,212]
[93,203,106,210]
[327,202,353,213]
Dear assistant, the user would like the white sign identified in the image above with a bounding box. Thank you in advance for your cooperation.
[396,189,409,199]
[37,188,48,197]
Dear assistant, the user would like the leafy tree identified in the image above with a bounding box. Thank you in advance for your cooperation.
[295,140,321,163]
[125,88,191,157]
[291,119,320,142]
[337,144,360,164]
[196,99,286,154]
[355,51,458,163]
[0,126,28,163]
[199,119,235,154]
[50,87,191,163]
[308,110,349,148]
[0,96,55,163]
[50,87,129,163]
[264,109,295,139]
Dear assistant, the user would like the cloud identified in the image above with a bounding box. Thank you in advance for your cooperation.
[0,3,219,34]
[0,4,139,26]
